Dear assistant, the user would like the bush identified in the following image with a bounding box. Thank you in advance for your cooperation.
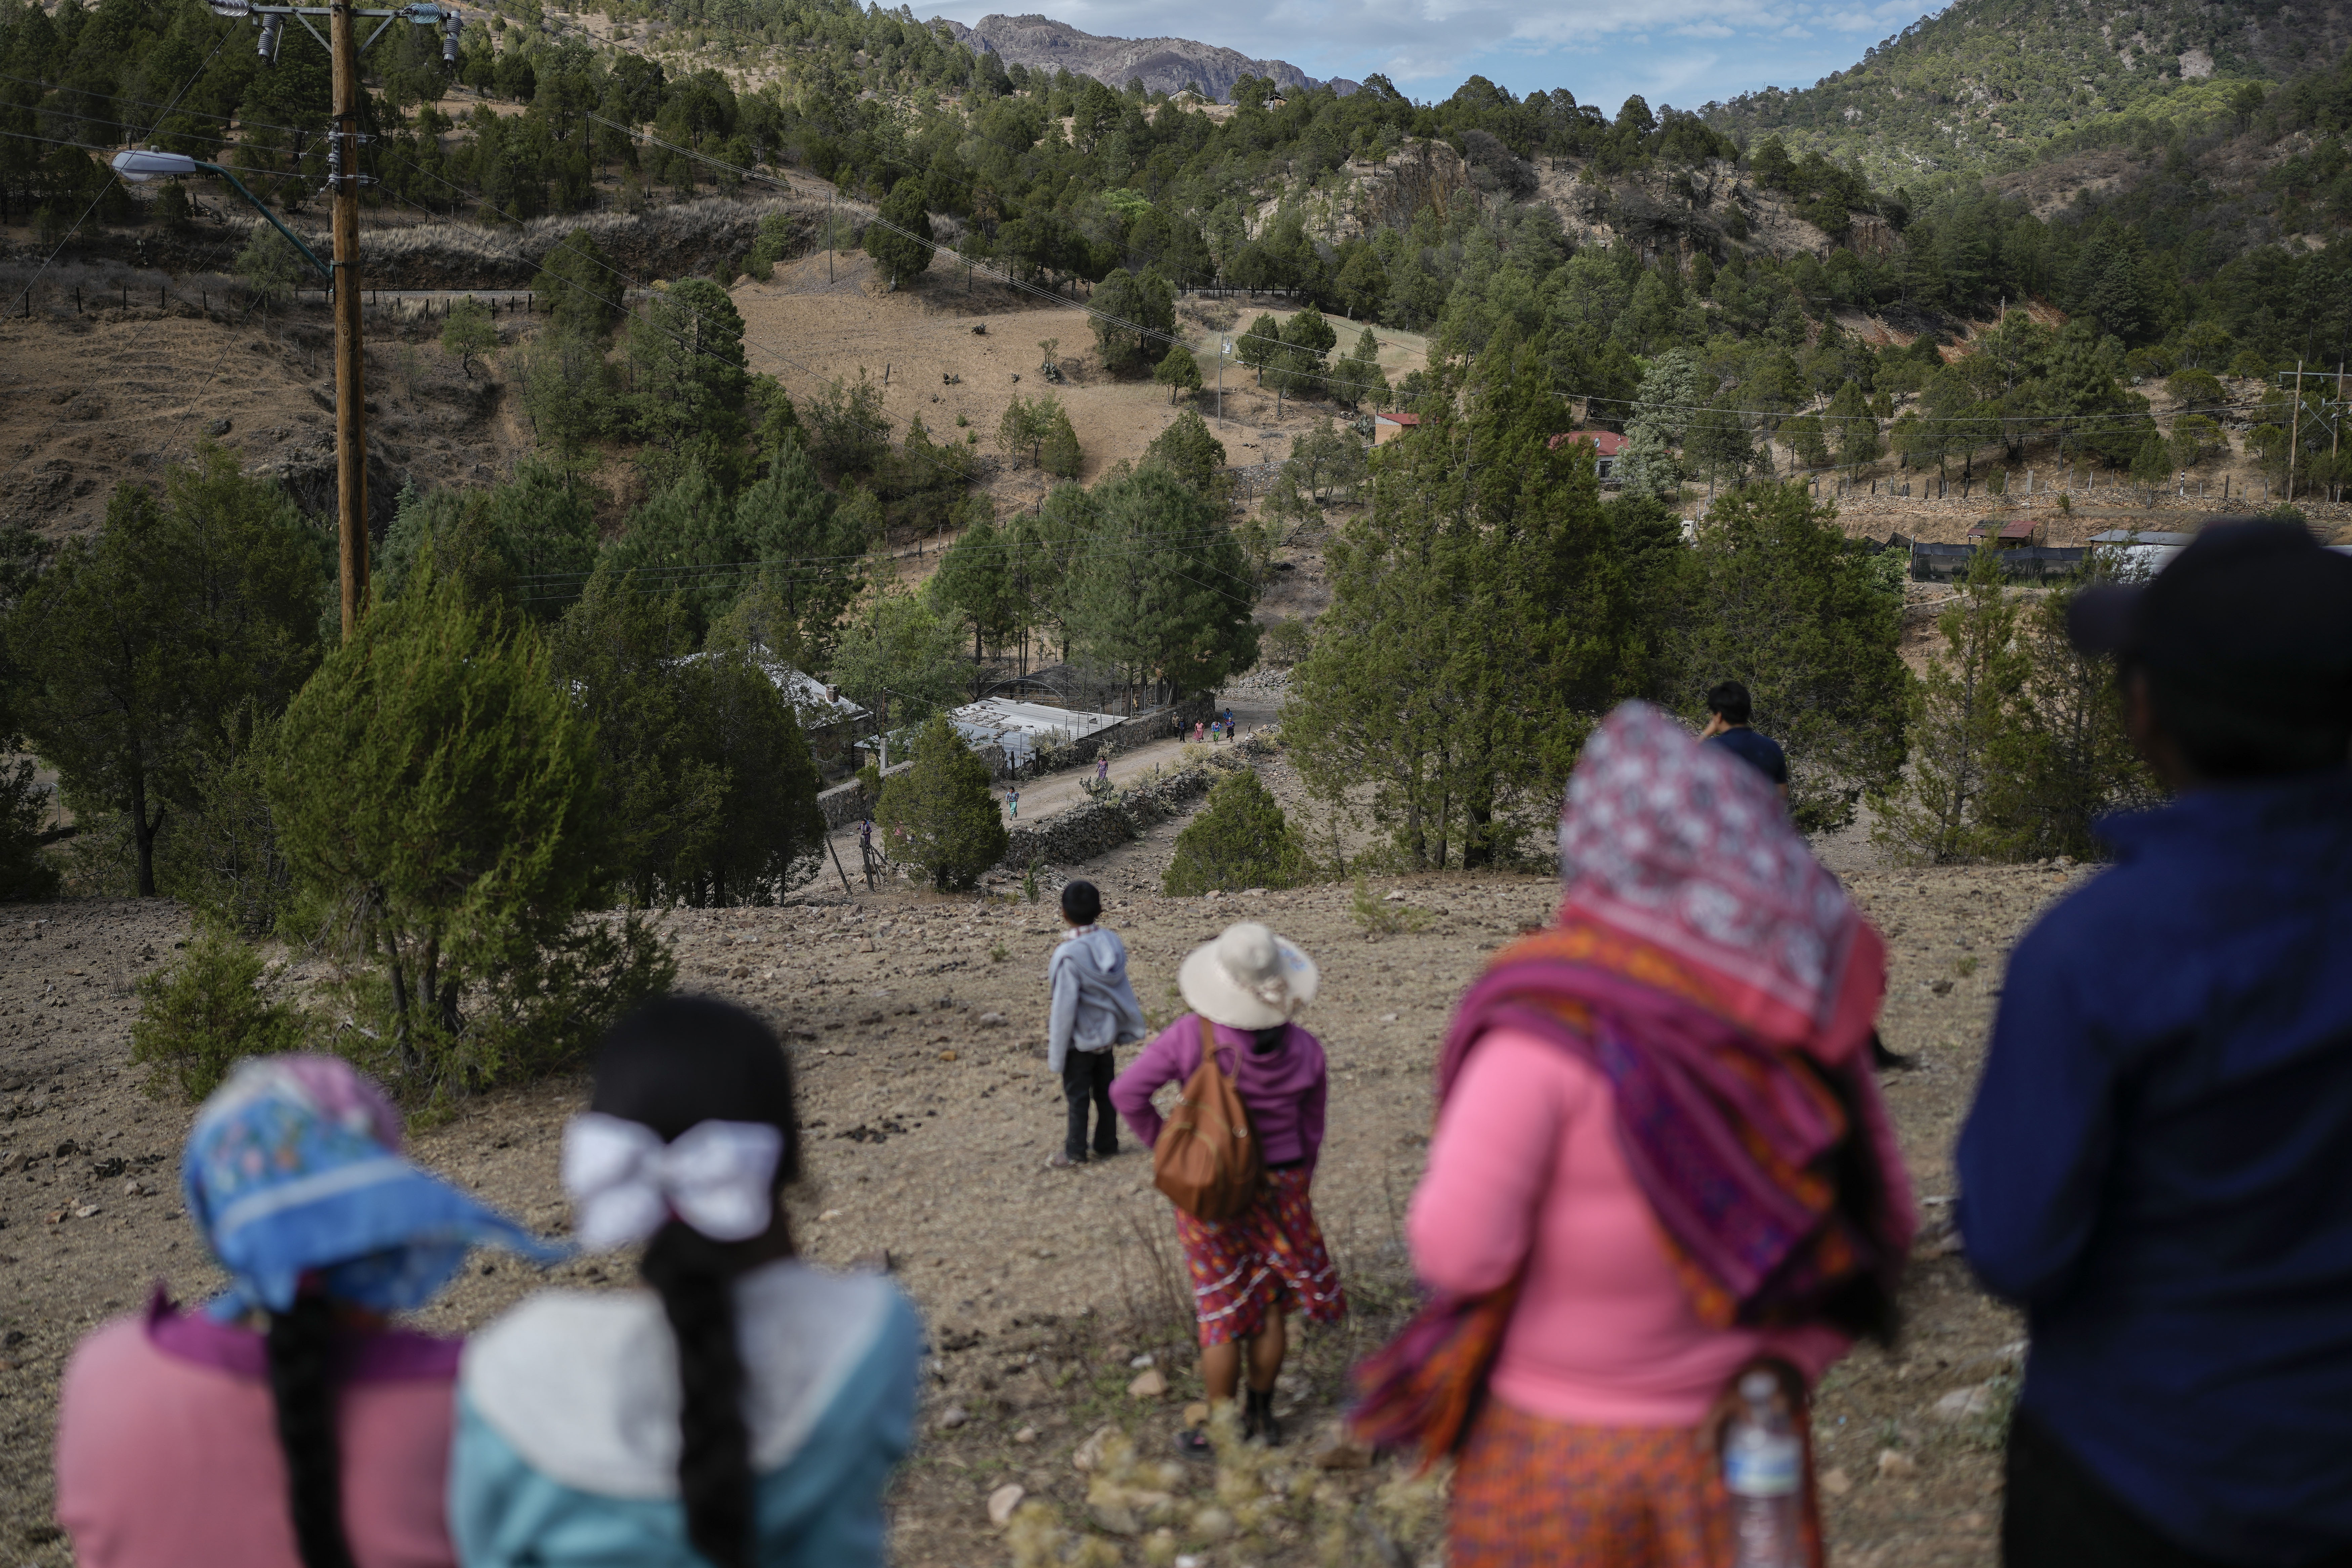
[129,926,305,1101]
[155,702,293,936]
[1259,617,1312,667]
[876,712,1007,891]
[270,571,673,1099]
[1162,771,1305,895]
[0,757,59,901]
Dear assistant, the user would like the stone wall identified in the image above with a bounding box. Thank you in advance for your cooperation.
[994,752,1243,873]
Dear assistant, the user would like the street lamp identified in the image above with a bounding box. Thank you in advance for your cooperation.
[110,149,331,281]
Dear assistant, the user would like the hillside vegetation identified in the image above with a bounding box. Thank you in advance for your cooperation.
[1710,0,2352,181]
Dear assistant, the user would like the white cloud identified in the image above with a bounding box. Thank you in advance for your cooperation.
[921,0,1940,107]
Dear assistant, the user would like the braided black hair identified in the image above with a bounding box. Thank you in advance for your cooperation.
[592,995,800,1568]
[265,1292,357,1568]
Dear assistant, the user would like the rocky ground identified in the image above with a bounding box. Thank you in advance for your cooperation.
[0,729,2091,1567]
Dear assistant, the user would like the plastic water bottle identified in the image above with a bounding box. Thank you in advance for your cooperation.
[1724,1369,1803,1568]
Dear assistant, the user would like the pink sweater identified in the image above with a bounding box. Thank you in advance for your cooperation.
[1407,1026,1851,1428]
[54,1300,461,1568]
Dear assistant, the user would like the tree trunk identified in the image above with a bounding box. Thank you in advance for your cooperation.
[128,770,163,897]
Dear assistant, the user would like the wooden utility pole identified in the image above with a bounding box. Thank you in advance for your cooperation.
[2286,359,2304,503]
[331,0,369,638]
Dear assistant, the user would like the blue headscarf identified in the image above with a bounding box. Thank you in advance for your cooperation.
[183,1055,566,1322]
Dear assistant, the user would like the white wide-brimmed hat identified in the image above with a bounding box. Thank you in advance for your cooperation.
[1178,922,1319,1031]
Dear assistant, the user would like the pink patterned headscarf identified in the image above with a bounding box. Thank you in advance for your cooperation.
[1557,702,1867,1053]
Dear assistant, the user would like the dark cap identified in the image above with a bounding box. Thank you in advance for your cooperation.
[2069,520,2352,713]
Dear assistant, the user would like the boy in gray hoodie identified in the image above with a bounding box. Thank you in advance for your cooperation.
[1046,879,1148,1169]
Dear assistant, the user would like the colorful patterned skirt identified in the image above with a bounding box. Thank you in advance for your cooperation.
[1172,1166,1347,1347]
[1449,1399,1824,1568]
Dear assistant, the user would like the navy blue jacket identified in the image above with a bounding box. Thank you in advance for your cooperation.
[1958,769,2352,1566]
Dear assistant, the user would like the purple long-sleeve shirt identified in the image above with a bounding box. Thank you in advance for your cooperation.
[1110,1016,1328,1172]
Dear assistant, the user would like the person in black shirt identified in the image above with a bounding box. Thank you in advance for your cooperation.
[1698,679,1788,801]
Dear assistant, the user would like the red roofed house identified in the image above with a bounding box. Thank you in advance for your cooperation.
[1372,411,1420,446]
[1547,429,1628,479]
[1967,517,2041,548]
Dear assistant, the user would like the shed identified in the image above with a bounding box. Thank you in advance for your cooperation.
[1546,429,1627,479]
[1967,518,2040,547]
[1371,411,1420,446]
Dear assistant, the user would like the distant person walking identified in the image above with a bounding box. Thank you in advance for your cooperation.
[1699,678,1789,801]
[1096,756,1111,787]
[1959,521,2352,1568]
[54,1056,560,1568]
[1005,785,1019,820]
[1113,923,1344,1455]
[1394,702,1913,1567]
[1045,879,1148,1170]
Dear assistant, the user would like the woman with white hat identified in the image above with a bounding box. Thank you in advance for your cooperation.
[1110,922,1346,1455]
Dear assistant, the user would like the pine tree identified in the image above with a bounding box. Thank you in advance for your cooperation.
[865,177,936,290]
[1142,408,1228,495]
[1163,772,1307,894]
[1828,379,1881,469]
[1975,574,2155,861]
[1153,341,1202,402]
[273,570,672,1091]
[876,712,1006,890]
[1870,544,2025,863]
[1680,481,1908,832]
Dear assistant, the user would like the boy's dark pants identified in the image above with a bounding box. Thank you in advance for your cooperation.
[1061,1049,1118,1160]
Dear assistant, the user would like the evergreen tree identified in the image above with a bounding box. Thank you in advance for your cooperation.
[272,570,671,1091]
[1679,482,1908,832]
[1163,771,1307,894]
[1276,305,1338,398]
[865,177,936,290]
[1619,349,1700,499]
[1153,341,1203,402]
[876,712,1006,890]
[1238,312,1283,383]
[1068,467,1259,706]
[128,926,306,1101]
[1090,266,1176,376]
[627,279,750,465]
[1827,379,1882,469]
[828,588,968,765]
[931,503,1021,665]
[731,435,867,666]
[533,226,622,337]
[1975,573,2154,861]
[1870,544,2025,862]
[1142,408,1228,495]
[9,450,325,896]
[1039,401,1084,479]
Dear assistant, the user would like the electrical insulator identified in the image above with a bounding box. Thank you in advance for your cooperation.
[443,11,462,64]
[257,12,282,61]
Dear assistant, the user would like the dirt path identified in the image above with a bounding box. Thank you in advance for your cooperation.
[0,771,2070,1567]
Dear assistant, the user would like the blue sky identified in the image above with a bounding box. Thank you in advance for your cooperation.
[922,0,1947,115]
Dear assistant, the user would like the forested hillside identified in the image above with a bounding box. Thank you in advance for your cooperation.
[1710,0,2352,180]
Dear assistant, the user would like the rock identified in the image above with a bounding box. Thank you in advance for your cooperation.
[1188,1505,1236,1541]
[978,1012,1008,1027]
[937,1050,958,1062]
[1383,889,1405,901]
[1311,1428,1372,1470]
[72,1204,100,1220]
[207,417,232,436]
[1379,1012,1399,1023]
[1012,1425,1037,1443]
[1932,1384,1997,1422]
[1129,1352,1156,1369]
[1876,1448,1917,1479]
[986,1483,1026,1527]
[1073,1424,1118,1471]
[1819,1466,1852,1497]
[1128,1368,1168,1398]
[935,1403,968,1431]
[1089,1498,1142,1536]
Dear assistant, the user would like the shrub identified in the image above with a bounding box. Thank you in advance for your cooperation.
[0,757,59,901]
[876,712,1007,891]
[270,571,672,1099]
[130,926,305,1101]
[1259,617,1312,667]
[1162,771,1305,895]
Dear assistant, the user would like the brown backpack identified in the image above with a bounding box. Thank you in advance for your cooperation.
[1152,1016,1263,1222]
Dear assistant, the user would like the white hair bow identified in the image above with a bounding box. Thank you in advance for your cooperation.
[560,1113,786,1250]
